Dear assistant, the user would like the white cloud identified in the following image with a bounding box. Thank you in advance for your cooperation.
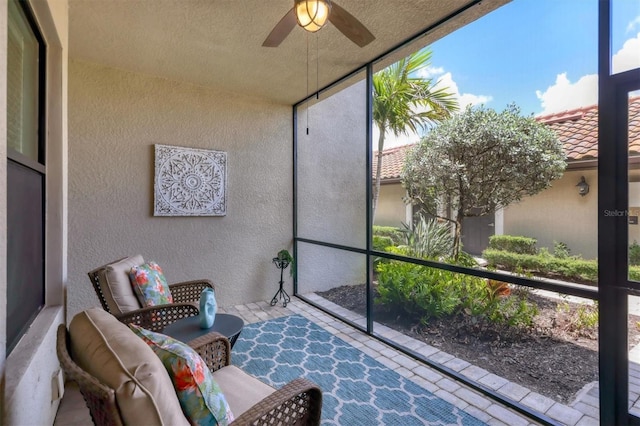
[434,72,492,109]
[374,71,492,149]
[535,32,640,115]
[417,65,444,79]
[613,32,640,73]
[535,73,598,115]
[627,16,640,33]
[372,126,417,150]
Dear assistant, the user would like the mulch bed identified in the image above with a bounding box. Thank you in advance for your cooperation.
[318,283,640,404]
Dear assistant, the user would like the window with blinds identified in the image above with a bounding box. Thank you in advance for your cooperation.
[7,0,40,163]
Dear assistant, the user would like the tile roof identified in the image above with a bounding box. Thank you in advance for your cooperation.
[372,144,414,181]
[536,95,640,162]
[374,96,640,180]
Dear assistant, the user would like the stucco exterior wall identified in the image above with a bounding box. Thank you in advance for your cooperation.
[67,60,292,319]
[375,182,408,228]
[2,0,68,424]
[503,169,598,259]
[628,180,640,246]
[296,78,367,293]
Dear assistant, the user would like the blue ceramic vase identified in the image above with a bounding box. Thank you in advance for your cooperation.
[199,287,217,329]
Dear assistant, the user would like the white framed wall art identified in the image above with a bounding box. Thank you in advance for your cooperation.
[154,144,227,216]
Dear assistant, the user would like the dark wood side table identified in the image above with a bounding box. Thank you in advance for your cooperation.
[162,313,244,348]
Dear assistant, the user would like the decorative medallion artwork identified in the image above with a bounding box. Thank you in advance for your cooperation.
[154,144,227,216]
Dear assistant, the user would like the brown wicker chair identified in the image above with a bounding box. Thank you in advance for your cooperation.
[88,255,214,331]
[57,324,323,426]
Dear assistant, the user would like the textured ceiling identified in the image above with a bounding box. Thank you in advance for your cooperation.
[69,0,509,105]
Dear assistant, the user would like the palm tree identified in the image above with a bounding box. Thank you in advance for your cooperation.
[372,49,458,220]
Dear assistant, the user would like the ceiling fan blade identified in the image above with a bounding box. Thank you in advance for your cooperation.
[329,2,375,48]
[263,8,297,47]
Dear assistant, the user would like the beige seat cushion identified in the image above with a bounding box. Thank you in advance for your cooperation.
[69,308,189,426]
[213,365,275,417]
[99,254,144,314]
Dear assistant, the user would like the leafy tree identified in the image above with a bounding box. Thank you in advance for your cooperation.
[402,104,566,257]
[372,49,457,220]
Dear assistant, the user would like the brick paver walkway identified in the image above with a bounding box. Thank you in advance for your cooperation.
[288,294,602,426]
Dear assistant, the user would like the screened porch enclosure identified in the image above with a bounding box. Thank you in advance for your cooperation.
[294,1,640,424]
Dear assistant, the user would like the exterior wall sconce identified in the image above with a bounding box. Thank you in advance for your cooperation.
[577,176,589,196]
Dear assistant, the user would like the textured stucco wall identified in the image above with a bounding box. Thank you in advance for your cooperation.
[67,60,292,319]
[375,183,407,228]
[629,181,640,246]
[503,170,598,259]
[372,171,601,259]
[296,78,367,293]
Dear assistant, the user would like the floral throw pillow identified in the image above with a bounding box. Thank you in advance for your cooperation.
[129,324,234,426]
[128,262,174,307]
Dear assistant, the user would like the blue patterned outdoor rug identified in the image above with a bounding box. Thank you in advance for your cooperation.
[232,315,487,425]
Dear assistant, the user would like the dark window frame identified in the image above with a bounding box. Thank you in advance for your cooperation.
[6,0,47,355]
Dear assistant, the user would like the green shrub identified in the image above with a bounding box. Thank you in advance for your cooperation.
[376,247,463,318]
[553,241,571,259]
[630,241,640,266]
[376,247,537,328]
[373,226,404,245]
[376,260,458,318]
[486,292,539,327]
[373,235,394,252]
[372,235,394,269]
[572,303,598,331]
[454,251,479,267]
[460,281,538,328]
[482,248,640,283]
[482,248,598,283]
[488,235,537,255]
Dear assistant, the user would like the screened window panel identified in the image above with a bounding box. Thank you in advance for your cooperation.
[296,241,368,326]
[296,70,368,250]
[7,161,44,354]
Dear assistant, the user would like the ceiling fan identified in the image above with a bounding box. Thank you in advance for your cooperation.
[263,0,375,48]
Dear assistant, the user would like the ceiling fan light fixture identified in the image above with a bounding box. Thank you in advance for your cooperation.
[295,0,331,33]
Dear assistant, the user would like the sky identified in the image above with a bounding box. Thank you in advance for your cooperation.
[378,0,640,149]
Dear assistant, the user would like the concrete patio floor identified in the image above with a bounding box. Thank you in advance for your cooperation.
[54,297,608,426]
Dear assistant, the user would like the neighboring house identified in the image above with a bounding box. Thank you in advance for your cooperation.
[372,144,416,227]
[374,96,640,258]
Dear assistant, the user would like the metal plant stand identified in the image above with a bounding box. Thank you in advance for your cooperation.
[270,257,291,307]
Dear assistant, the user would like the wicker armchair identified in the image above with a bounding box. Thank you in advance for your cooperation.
[57,323,323,425]
[88,255,214,331]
